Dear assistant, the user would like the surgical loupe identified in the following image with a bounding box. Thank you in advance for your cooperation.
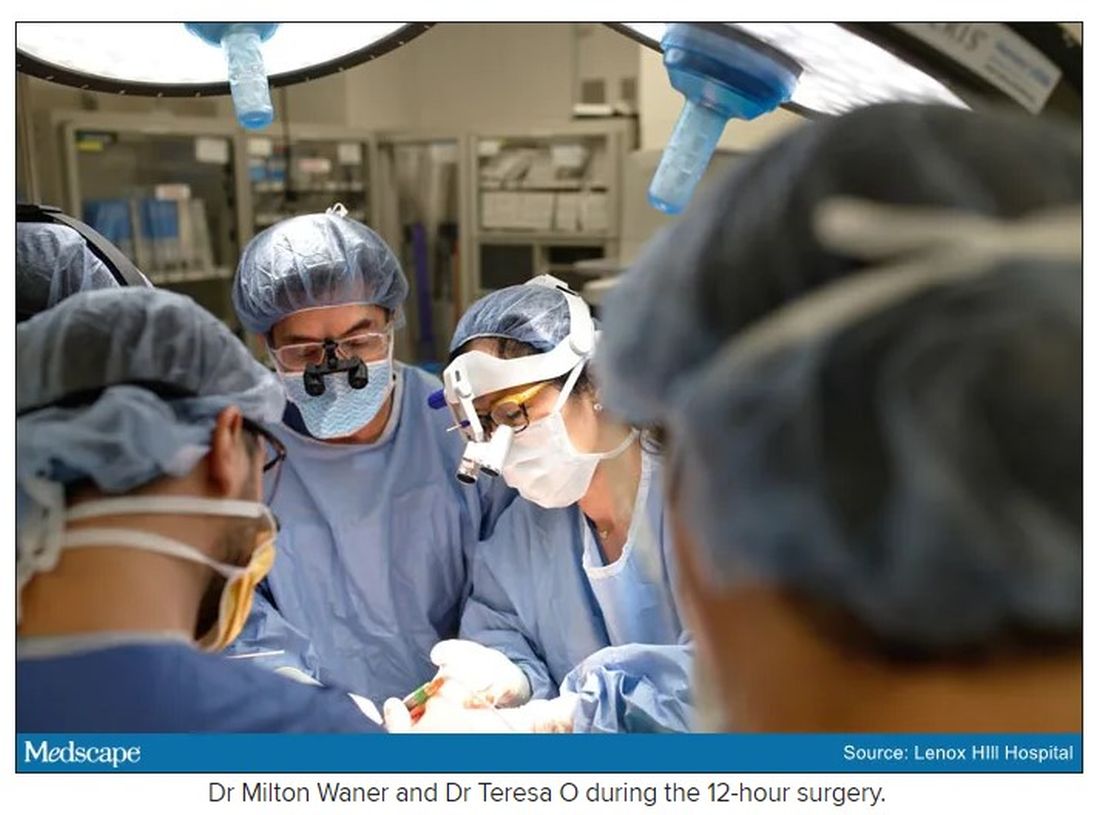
[433,275,596,485]
[456,425,515,484]
[302,339,370,397]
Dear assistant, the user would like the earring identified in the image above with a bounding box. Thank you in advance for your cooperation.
[593,402,603,413]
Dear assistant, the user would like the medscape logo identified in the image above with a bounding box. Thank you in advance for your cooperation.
[23,739,142,769]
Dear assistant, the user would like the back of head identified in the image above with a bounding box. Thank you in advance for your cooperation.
[676,252,1081,660]
[17,222,119,321]
[232,210,408,335]
[598,103,1082,425]
[17,287,285,495]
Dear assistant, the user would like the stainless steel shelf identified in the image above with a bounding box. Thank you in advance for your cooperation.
[476,230,615,243]
[255,209,366,227]
[147,267,234,284]
[478,184,609,192]
[572,257,626,277]
[465,121,631,302]
[253,181,366,194]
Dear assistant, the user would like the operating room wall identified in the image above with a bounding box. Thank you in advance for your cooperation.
[344,24,586,132]
[576,22,640,106]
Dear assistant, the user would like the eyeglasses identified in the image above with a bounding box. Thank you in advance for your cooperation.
[242,416,287,501]
[475,381,552,438]
[271,330,391,371]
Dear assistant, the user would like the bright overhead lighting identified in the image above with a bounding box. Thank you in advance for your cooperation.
[622,22,967,115]
[16,23,421,91]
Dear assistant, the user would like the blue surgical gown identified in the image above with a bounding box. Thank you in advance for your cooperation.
[17,635,380,732]
[459,451,694,732]
[225,364,512,702]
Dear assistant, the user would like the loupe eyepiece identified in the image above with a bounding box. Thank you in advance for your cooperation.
[303,370,326,397]
[455,426,514,484]
[456,457,480,484]
[302,339,369,394]
[347,359,369,390]
[480,425,514,477]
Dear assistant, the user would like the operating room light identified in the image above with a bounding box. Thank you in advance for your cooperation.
[16,23,410,88]
[624,23,968,114]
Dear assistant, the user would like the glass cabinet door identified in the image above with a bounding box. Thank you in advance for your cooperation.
[71,128,240,330]
[248,137,370,232]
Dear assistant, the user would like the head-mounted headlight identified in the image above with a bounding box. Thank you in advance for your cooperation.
[429,275,597,483]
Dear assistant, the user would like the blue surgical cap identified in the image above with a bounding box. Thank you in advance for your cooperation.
[597,103,1083,426]
[17,287,286,493]
[232,211,409,335]
[17,222,119,320]
[450,283,572,355]
[672,258,1081,653]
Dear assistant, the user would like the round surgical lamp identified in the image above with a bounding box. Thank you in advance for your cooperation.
[16,23,432,129]
[608,23,1081,213]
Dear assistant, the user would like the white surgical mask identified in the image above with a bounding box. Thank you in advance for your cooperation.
[501,363,636,508]
[279,338,395,440]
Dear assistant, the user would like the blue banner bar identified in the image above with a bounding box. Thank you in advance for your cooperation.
[16,733,1080,773]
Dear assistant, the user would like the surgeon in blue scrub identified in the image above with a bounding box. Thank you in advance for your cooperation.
[17,288,379,732]
[16,220,121,321]
[384,276,692,733]
[15,220,127,531]
[227,206,510,702]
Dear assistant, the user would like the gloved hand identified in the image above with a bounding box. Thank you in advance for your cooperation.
[517,693,579,733]
[383,693,518,733]
[430,639,532,708]
[382,692,579,733]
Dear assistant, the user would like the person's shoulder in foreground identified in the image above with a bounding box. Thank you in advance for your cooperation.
[18,638,380,733]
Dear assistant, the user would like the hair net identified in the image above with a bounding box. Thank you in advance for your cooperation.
[17,222,119,320]
[232,211,408,335]
[17,287,286,494]
[597,103,1082,426]
[449,282,572,355]
[672,254,1081,655]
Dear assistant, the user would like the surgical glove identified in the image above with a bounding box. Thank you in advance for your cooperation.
[430,639,531,707]
[383,694,520,733]
[516,693,579,733]
[383,692,579,733]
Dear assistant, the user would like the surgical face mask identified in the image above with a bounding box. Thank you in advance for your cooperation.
[281,341,394,439]
[193,535,275,651]
[502,363,637,508]
[17,488,277,652]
